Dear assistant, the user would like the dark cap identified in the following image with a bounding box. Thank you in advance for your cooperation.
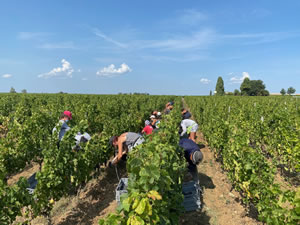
[109,136,117,146]
[192,151,203,165]
[182,111,192,119]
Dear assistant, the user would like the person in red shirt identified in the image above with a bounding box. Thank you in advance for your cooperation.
[142,120,153,135]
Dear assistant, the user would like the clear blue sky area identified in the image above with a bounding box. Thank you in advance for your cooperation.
[1,0,299,95]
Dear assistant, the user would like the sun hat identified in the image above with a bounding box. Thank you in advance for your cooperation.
[157,112,161,116]
[63,111,72,120]
[192,151,203,165]
[145,120,151,126]
[150,115,156,119]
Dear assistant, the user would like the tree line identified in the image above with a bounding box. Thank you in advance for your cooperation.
[213,77,296,96]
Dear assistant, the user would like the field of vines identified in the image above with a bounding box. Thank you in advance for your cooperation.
[0,93,176,224]
[185,96,300,225]
[1,93,300,225]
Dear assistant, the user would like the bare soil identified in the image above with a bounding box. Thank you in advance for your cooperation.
[27,161,127,225]
[7,162,40,185]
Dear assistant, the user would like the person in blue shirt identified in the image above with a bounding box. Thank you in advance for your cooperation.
[53,111,72,141]
[179,138,203,184]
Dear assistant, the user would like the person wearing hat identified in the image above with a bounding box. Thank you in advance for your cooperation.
[52,110,72,141]
[179,138,203,184]
[109,132,145,165]
[181,108,192,120]
[150,115,160,129]
[142,120,153,135]
[180,118,198,142]
[151,111,162,119]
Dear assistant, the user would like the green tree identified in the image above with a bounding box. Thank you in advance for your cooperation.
[280,88,286,96]
[249,80,267,96]
[10,87,16,93]
[240,78,251,95]
[287,87,296,95]
[215,76,225,96]
[234,89,240,96]
[209,90,212,96]
[240,79,269,96]
[21,89,27,94]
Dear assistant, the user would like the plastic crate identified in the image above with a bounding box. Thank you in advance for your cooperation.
[116,178,128,204]
[26,173,38,194]
[182,181,201,212]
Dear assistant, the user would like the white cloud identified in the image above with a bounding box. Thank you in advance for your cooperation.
[222,31,300,45]
[140,53,210,62]
[82,77,87,81]
[200,78,211,84]
[2,74,12,78]
[93,28,128,48]
[230,72,250,84]
[96,63,132,77]
[38,59,74,79]
[251,9,271,18]
[38,42,76,49]
[140,29,216,51]
[18,32,51,40]
[178,9,207,26]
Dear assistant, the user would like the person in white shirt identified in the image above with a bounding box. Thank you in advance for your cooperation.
[180,119,198,142]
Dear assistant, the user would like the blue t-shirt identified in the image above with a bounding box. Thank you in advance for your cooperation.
[52,120,70,140]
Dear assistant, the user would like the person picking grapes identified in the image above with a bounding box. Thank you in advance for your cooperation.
[179,118,198,142]
[52,110,72,141]
[179,137,203,184]
[109,132,145,165]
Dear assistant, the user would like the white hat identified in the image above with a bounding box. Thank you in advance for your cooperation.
[75,132,91,142]
[157,112,161,116]
[82,132,91,141]
[150,115,156,119]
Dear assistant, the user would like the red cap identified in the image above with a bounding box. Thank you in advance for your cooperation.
[63,111,72,120]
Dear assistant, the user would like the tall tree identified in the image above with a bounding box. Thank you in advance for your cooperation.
[215,76,225,96]
[10,87,16,93]
[280,88,286,96]
[287,87,296,95]
[240,77,251,95]
[209,90,212,96]
[21,89,27,94]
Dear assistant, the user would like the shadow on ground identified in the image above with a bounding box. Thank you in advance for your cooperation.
[199,172,215,189]
[180,209,211,225]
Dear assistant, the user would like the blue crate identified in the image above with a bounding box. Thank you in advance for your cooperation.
[182,181,201,212]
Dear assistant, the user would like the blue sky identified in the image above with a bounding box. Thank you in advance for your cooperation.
[0,0,299,95]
